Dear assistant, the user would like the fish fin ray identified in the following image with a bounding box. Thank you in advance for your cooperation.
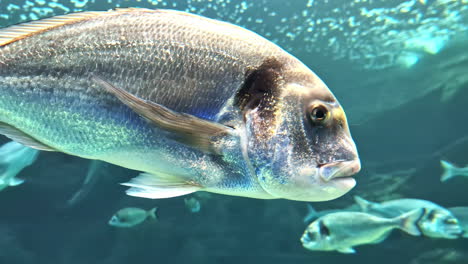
[303,204,318,223]
[92,75,236,154]
[0,122,56,151]
[337,248,356,254]
[0,11,103,47]
[148,207,158,220]
[8,177,24,186]
[122,173,201,199]
[0,9,157,47]
[353,195,375,212]
[440,160,456,182]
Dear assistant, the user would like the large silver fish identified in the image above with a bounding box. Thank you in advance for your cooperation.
[0,8,360,201]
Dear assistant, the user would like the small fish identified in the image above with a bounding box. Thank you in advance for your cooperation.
[184,197,201,213]
[303,203,359,223]
[448,207,468,238]
[0,141,39,191]
[108,207,158,228]
[0,8,360,202]
[440,160,468,182]
[301,209,424,254]
[354,196,463,239]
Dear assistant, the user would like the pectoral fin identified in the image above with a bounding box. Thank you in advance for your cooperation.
[337,247,356,254]
[122,172,201,199]
[9,177,24,186]
[92,75,236,154]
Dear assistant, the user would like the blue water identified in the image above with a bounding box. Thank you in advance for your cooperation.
[0,0,467,263]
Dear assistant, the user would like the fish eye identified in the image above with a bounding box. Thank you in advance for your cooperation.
[307,231,317,240]
[309,104,329,125]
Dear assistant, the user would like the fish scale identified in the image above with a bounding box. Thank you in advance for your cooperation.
[0,9,289,198]
[0,9,284,153]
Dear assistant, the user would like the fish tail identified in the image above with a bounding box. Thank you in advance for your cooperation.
[303,204,318,223]
[353,195,374,212]
[396,208,425,236]
[148,207,158,221]
[440,160,457,182]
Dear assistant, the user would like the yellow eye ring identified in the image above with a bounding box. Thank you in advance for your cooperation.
[309,104,329,124]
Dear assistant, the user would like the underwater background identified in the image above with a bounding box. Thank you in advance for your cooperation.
[0,0,467,263]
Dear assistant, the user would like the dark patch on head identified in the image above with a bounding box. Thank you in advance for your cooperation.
[318,220,330,237]
[426,209,437,221]
[414,208,426,235]
[116,214,126,222]
[234,57,284,114]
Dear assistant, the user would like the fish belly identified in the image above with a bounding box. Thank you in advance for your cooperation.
[0,75,182,171]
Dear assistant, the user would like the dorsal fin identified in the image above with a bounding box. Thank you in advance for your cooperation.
[0,8,152,47]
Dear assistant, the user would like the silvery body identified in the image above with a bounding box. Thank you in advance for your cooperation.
[355,196,462,238]
[0,9,360,201]
[108,207,157,228]
[300,209,423,254]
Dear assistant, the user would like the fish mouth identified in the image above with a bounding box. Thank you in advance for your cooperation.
[300,234,310,244]
[443,226,464,239]
[318,160,361,182]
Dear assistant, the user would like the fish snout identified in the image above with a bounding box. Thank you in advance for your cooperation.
[443,223,464,238]
[319,159,361,182]
[300,231,315,247]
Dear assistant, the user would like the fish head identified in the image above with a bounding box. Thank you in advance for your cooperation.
[419,209,463,239]
[108,215,121,226]
[241,61,360,202]
[300,219,334,251]
[108,211,134,228]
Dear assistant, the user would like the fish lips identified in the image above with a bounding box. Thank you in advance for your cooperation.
[300,233,315,248]
[318,160,361,187]
[441,225,464,239]
[300,234,311,245]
